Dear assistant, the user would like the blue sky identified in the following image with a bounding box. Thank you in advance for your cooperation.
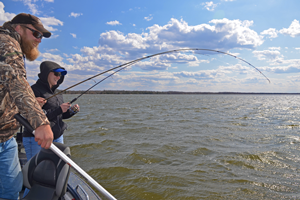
[2,0,300,92]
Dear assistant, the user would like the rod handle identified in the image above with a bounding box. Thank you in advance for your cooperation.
[14,113,34,133]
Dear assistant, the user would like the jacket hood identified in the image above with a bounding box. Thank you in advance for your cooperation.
[38,61,66,91]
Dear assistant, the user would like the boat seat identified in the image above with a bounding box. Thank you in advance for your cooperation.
[22,142,71,200]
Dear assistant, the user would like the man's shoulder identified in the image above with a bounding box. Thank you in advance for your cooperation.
[0,31,21,52]
[0,32,23,70]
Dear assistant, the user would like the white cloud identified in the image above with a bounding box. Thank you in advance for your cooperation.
[269,47,280,50]
[264,65,300,74]
[202,1,219,11]
[279,19,300,37]
[40,52,64,62]
[106,20,122,26]
[36,53,74,72]
[98,18,263,58]
[0,2,15,25]
[19,0,39,15]
[46,48,59,52]
[253,50,282,61]
[39,16,63,32]
[62,18,265,84]
[44,0,54,2]
[69,12,83,18]
[70,33,76,38]
[174,70,218,80]
[144,14,153,21]
[49,34,59,39]
[173,63,255,81]
[260,28,278,39]
[252,49,300,72]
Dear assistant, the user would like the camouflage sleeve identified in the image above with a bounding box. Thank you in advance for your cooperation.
[0,35,50,131]
[9,66,50,129]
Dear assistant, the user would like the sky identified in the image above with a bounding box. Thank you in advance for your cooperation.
[1,0,300,93]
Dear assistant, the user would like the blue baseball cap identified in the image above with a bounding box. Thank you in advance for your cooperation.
[53,68,67,76]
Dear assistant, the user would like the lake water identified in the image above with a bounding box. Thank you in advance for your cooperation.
[63,94,300,200]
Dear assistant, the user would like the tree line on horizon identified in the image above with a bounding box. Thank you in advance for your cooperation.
[57,90,300,95]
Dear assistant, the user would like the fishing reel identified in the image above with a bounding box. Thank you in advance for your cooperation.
[69,105,79,115]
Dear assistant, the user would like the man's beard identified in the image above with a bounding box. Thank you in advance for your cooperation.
[21,35,40,61]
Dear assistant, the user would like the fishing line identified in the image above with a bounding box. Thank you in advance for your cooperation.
[47,48,271,102]
[69,67,126,104]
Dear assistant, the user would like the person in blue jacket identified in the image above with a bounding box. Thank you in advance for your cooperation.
[22,61,80,160]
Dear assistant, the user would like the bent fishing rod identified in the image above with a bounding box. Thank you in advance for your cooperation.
[46,48,271,103]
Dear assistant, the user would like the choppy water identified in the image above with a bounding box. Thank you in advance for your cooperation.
[63,94,300,200]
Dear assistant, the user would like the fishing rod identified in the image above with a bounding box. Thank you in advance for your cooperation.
[69,66,126,104]
[47,48,271,102]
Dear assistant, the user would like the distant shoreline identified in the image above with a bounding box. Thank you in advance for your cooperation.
[60,90,300,95]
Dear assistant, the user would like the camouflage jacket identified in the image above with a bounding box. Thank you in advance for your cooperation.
[0,22,50,143]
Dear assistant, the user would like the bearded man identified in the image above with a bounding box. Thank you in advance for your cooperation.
[0,13,54,199]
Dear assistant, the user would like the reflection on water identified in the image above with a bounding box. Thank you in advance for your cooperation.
[64,94,300,200]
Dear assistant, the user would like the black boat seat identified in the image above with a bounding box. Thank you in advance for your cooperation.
[22,142,71,200]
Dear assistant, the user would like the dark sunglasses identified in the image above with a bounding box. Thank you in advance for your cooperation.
[22,25,43,39]
[53,72,61,77]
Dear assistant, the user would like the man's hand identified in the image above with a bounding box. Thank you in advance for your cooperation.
[36,97,46,108]
[34,124,53,149]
